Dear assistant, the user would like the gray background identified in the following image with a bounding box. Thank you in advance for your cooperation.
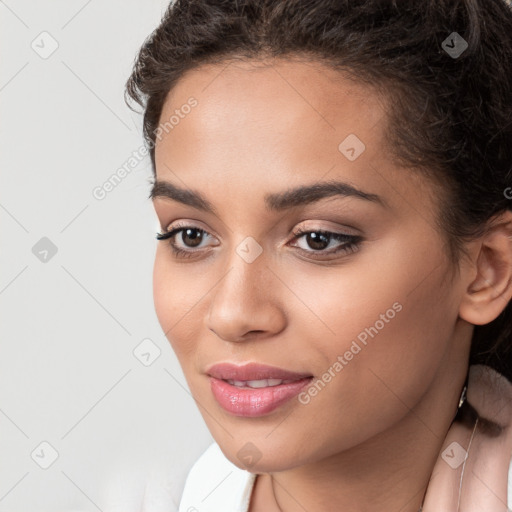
[2,1,512,512]
[1,1,212,511]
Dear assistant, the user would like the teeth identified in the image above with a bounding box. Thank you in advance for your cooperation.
[247,379,274,388]
[227,378,285,388]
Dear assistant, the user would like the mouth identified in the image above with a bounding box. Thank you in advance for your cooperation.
[224,378,301,388]
[206,362,314,417]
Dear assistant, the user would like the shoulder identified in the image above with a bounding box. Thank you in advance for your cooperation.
[179,442,256,512]
[423,364,512,511]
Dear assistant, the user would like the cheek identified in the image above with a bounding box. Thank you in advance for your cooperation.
[153,248,175,334]
[291,251,457,436]
[292,235,454,368]
[152,246,211,360]
[286,234,455,376]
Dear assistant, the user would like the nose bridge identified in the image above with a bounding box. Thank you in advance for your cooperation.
[212,243,268,315]
[219,235,269,301]
[207,240,285,341]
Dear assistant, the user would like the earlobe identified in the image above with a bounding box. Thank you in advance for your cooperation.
[459,211,512,326]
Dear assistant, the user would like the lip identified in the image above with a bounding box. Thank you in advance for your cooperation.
[206,362,312,381]
[206,362,313,417]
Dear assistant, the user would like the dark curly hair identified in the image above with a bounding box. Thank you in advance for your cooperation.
[125,0,512,387]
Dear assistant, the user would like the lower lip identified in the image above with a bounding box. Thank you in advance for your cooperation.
[209,377,313,417]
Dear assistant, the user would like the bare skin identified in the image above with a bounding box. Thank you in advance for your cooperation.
[151,57,512,512]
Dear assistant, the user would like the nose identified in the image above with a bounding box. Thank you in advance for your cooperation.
[206,249,287,343]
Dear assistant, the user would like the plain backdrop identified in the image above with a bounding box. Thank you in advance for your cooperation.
[2,1,512,512]
[1,1,213,511]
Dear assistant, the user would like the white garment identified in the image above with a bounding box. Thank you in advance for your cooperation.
[178,442,255,512]
[179,439,512,512]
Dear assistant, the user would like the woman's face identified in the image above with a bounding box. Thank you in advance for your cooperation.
[152,58,471,472]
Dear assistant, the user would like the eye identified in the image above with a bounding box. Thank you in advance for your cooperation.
[156,222,218,258]
[156,223,362,261]
[289,227,362,259]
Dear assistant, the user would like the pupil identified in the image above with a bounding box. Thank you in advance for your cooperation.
[182,228,203,247]
[307,232,329,250]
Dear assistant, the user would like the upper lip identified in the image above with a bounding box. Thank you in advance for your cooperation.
[206,362,313,381]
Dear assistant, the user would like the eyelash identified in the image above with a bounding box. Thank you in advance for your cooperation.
[155,223,362,260]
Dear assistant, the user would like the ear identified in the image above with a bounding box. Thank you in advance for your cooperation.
[459,210,512,325]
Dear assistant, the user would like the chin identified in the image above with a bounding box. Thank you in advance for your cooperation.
[211,430,322,474]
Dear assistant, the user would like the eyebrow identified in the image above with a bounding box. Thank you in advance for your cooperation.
[149,179,385,214]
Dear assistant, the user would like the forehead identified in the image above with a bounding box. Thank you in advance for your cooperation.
[155,58,388,174]
[158,57,386,136]
[152,57,439,227]
[171,57,379,106]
